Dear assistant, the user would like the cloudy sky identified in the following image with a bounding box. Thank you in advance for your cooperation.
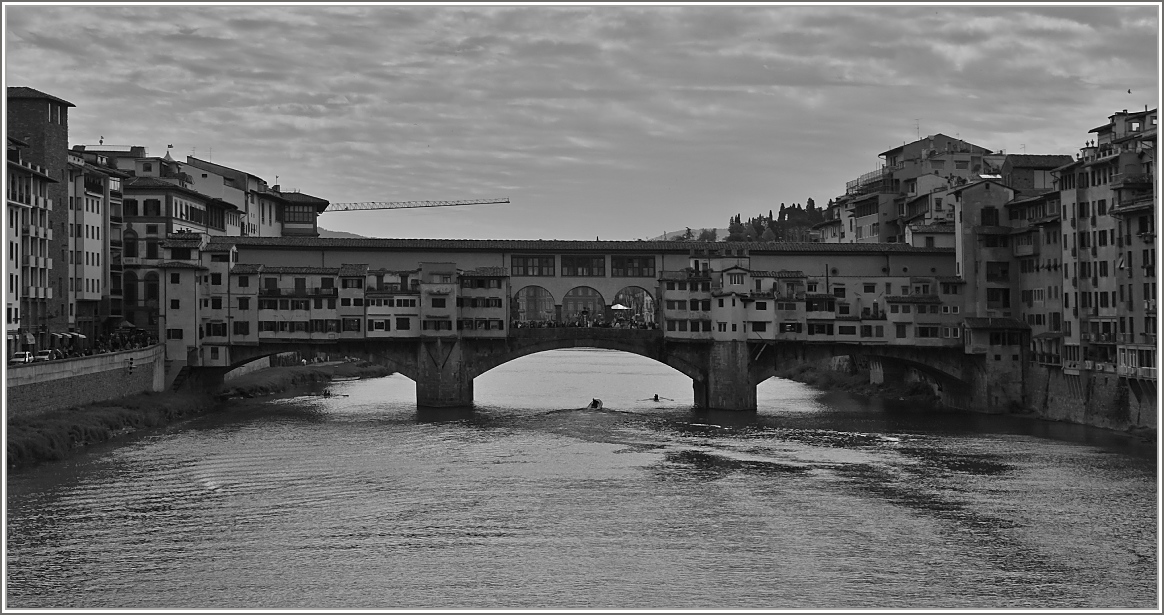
[4,4,1159,240]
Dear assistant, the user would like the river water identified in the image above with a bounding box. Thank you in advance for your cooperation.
[5,349,1158,609]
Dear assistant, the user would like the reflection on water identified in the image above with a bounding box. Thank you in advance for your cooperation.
[5,349,1157,609]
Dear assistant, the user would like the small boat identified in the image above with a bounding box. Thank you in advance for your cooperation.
[587,398,603,409]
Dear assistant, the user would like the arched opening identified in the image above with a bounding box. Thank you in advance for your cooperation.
[512,285,556,323]
[562,286,604,324]
[612,286,656,326]
[123,270,138,308]
[474,348,691,411]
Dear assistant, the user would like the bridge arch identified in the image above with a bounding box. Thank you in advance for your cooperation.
[561,286,605,323]
[512,285,556,322]
[466,334,705,385]
[612,285,656,325]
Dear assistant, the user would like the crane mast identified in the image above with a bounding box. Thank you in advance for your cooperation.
[326,198,509,212]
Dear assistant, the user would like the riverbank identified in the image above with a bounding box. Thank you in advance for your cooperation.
[775,361,941,406]
[6,361,392,470]
[778,360,1157,442]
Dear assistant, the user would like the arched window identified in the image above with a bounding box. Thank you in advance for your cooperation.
[124,230,138,257]
[123,270,138,306]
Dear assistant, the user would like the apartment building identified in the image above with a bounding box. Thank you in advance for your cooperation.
[1054,107,1158,384]
[65,149,130,339]
[7,87,73,343]
[6,136,58,355]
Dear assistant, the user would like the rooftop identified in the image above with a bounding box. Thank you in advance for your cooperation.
[7,86,75,107]
[205,237,956,255]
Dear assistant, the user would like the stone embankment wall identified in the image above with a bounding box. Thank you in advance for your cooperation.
[223,356,271,382]
[1025,365,1157,432]
[6,345,165,417]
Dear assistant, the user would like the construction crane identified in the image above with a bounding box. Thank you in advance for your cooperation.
[325,198,509,212]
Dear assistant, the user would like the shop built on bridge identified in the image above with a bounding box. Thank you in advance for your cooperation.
[146,235,1028,411]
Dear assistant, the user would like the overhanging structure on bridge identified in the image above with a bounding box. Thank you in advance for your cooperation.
[151,235,1029,411]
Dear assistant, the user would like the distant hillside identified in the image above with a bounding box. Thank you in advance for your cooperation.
[317,227,368,239]
[649,228,728,241]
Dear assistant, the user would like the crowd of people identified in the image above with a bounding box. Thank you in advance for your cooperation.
[42,329,158,360]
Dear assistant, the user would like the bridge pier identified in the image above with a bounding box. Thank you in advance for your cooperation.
[415,338,474,408]
[694,340,756,411]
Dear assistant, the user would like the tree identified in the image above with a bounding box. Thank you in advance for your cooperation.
[761,227,776,242]
[697,228,718,241]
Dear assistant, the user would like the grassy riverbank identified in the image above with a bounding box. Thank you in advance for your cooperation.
[6,361,391,470]
[775,361,941,406]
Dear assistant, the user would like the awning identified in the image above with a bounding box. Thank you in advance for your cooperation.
[75,333,87,339]
[51,333,63,339]
[23,333,35,344]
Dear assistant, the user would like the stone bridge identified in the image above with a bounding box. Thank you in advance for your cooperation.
[219,329,986,411]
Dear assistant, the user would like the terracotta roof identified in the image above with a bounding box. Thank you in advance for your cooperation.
[230,264,264,274]
[804,293,837,300]
[157,261,208,270]
[124,176,215,201]
[774,270,807,278]
[7,86,75,106]
[949,178,1011,195]
[202,236,956,255]
[963,317,1030,330]
[1003,154,1075,170]
[338,264,369,277]
[910,223,955,234]
[659,270,711,280]
[459,267,509,277]
[256,266,338,275]
[885,294,942,304]
[162,239,203,249]
[277,190,330,212]
[934,276,966,283]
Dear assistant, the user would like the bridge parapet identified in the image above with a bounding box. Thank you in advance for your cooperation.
[509,327,662,343]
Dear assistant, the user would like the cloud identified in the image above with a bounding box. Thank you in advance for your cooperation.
[4,4,1159,240]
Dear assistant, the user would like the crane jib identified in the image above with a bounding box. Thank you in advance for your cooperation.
[326,198,510,212]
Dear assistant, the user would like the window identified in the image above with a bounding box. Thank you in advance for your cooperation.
[206,323,227,337]
[838,325,856,335]
[895,323,907,338]
[170,299,180,309]
[211,297,222,310]
[341,278,364,289]
[211,273,222,285]
[610,256,655,277]
[431,297,446,308]
[342,318,362,332]
[396,317,411,330]
[237,276,249,288]
[915,326,940,338]
[863,283,876,293]
[561,255,606,276]
[170,273,180,284]
[512,255,556,276]
[166,328,183,339]
[171,247,191,260]
[728,273,744,285]
[238,297,250,310]
[752,321,768,332]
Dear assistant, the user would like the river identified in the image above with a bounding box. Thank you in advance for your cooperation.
[5,349,1158,609]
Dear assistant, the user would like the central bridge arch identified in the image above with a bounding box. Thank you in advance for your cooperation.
[465,329,706,384]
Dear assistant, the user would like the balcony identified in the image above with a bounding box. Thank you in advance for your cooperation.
[259,288,283,297]
[1146,299,1157,313]
[312,287,338,297]
[1110,172,1154,190]
[1138,367,1157,380]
